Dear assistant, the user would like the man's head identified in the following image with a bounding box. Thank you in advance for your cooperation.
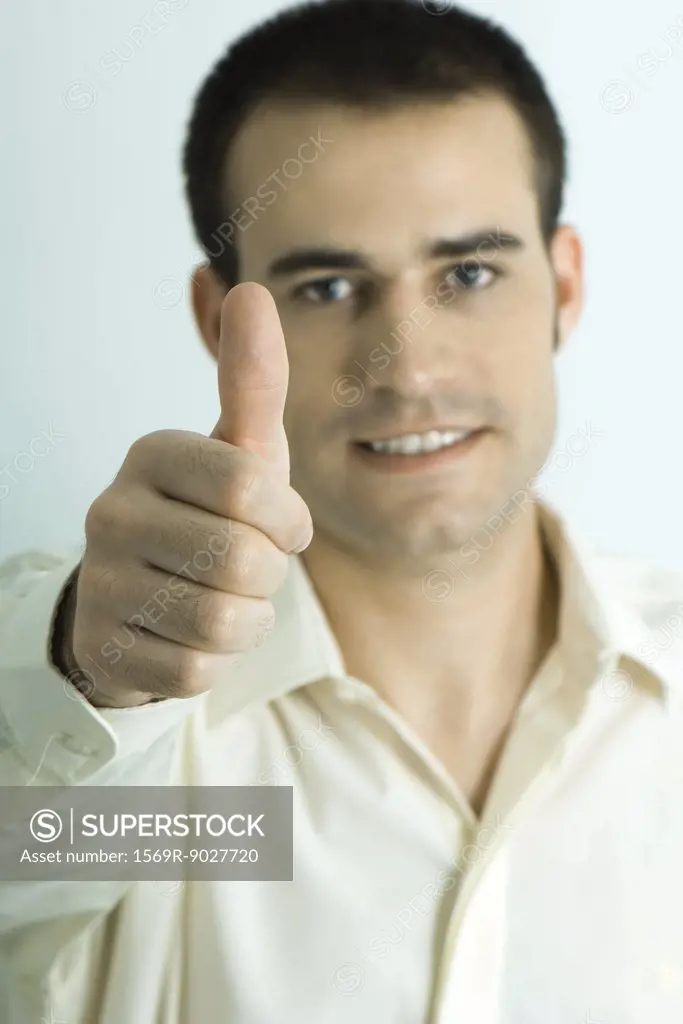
[184,0,583,568]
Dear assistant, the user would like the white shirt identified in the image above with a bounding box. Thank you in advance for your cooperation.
[1,502,683,1023]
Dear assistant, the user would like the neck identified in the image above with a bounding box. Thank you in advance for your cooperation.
[301,503,559,811]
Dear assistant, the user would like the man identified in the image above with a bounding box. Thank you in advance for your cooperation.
[1,0,681,1021]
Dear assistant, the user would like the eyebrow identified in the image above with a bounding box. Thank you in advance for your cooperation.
[265,229,525,278]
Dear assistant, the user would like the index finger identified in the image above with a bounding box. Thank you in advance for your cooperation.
[210,282,290,481]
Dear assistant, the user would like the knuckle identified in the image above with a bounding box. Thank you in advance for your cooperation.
[201,523,238,573]
[157,514,217,580]
[193,593,236,649]
[275,493,312,554]
[227,530,253,584]
[224,532,289,594]
[170,647,210,693]
[150,648,208,700]
[182,432,233,489]
[283,520,312,554]
[124,436,148,471]
[167,517,200,571]
[224,463,262,518]
[82,561,121,609]
[127,429,191,476]
[135,428,179,453]
[117,647,154,693]
[84,491,119,544]
[126,430,165,469]
[178,432,212,480]
[191,434,223,478]
[291,496,314,548]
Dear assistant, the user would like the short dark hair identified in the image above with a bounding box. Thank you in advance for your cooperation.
[182,0,567,288]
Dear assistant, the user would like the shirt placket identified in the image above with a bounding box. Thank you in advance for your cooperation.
[430,648,614,1023]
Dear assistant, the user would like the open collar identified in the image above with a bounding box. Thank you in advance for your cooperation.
[208,501,682,722]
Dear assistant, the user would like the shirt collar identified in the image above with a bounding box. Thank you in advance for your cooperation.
[207,551,347,721]
[209,501,681,720]
[538,501,682,708]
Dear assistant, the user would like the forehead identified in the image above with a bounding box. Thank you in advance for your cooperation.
[224,95,540,268]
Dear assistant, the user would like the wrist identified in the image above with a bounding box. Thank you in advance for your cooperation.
[50,563,168,709]
[50,563,84,685]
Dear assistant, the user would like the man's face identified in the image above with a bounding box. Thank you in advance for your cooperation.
[212,95,582,566]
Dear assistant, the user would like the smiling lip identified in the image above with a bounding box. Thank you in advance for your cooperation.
[350,427,490,473]
[353,423,484,444]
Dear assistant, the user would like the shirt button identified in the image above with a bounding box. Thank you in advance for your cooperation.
[60,733,97,757]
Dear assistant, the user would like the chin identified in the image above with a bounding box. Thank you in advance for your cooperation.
[313,470,531,564]
[352,510,487,567]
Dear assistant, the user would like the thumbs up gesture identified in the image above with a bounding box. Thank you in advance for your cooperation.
[67,283,313,708]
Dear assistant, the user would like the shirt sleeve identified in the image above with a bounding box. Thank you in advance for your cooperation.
[0,547,205,1018]
[0,547,203,786]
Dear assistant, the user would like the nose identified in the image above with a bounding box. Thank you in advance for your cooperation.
[352,279,457,397]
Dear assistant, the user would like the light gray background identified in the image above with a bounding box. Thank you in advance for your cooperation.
[2,0,682,565]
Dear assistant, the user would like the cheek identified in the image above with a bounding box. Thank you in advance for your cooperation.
[283,349,338,446]
[469,298,556,445]
[506,351,557,466]
[496,348,556,444]
[485,282,556,381]
[284,322,355,414]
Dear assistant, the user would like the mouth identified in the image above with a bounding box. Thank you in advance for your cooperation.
[351,426,490,473]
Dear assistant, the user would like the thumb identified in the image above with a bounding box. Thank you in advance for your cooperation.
[210,282,290,480]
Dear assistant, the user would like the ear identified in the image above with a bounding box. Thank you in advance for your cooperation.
[191,262,229,361]
[549,224,584,353]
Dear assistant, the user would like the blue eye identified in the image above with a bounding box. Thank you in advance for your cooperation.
[444,261,497,290]
[293,276,354,304]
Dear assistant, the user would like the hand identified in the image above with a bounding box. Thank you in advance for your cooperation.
[67,283,312,708]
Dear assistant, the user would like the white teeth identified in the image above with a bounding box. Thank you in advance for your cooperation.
[367,428,473,455]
